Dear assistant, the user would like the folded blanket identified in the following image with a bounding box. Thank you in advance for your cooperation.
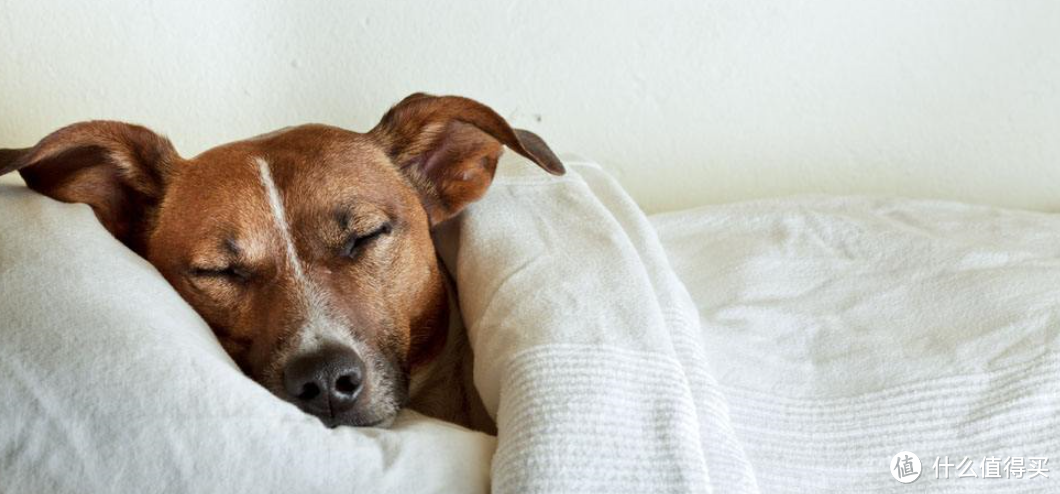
[435,155,759,493]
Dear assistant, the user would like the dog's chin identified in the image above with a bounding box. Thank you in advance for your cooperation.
[319,413,397,429]
[286,397,402,429]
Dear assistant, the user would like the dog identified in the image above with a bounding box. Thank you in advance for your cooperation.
[0,93,563,431]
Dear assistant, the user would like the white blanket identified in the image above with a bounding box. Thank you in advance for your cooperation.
[435,155,758,493]
[445,156,1060,493]
[653,195,1060,492]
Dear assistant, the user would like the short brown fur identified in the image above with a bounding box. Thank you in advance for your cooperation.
[0,94,563,429]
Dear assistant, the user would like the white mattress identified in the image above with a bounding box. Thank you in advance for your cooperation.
[652,195,1060,492]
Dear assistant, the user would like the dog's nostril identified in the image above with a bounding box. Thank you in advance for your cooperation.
[298,382,321,401]
[335,374,359,395]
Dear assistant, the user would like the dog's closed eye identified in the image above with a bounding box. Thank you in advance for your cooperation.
[340,222,392,259]
[191,265,253,283]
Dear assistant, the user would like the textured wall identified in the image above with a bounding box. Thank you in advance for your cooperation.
[2,1,1058,213]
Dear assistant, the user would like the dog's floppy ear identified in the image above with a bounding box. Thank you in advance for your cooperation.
[0,121,179,249]
[369,93,564,226]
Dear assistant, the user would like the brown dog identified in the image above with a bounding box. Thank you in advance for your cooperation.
[0,94,563,430]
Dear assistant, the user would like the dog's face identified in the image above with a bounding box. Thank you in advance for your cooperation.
[148,125,445,428]
[0,94,563,427]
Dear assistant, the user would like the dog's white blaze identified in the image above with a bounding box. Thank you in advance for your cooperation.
[254,157,351,350]
[255,157,306,282]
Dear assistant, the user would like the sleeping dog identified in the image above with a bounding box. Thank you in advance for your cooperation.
[0,94,563,430]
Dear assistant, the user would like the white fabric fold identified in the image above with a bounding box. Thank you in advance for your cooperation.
[435,154,758,494]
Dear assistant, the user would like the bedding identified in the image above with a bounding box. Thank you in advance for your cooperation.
[433,155,758,493]
[4,152,1059,493]
[652,195,1060,492]
[440,155,1060,493]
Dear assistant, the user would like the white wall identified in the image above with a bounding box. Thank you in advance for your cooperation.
[2,1,1058,213]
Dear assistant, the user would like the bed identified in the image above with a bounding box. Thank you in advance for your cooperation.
[2,155,1057,493]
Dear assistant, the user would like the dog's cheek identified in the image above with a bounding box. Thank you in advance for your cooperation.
[217,335,248,361]
[367,347,410,416]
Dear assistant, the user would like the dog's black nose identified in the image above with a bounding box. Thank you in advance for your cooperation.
[283,345,366,416]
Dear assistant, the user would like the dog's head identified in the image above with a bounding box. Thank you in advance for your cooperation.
[0,94,563,427]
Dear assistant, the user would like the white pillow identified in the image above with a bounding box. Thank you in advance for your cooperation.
[0,173,495,493]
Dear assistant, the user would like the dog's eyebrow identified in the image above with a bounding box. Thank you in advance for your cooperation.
[335,209,351,231]
[334,204,391,234]
[188,238,244,271]
[223,237,242,257]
